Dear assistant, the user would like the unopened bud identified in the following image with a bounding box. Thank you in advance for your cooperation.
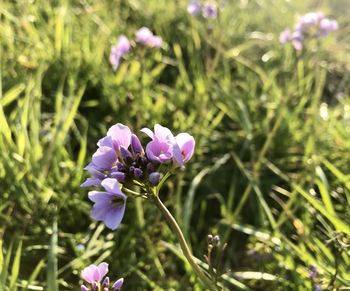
[131,134,144,154]
[112,278,124,291]
[116,161,125,171]
[147,162,155,172]
[91,282,98,291]
[102,276,110,288]
[120,146,133,163]
[149,172,161,185]
[110,171,126,183]
[134,168,143,179]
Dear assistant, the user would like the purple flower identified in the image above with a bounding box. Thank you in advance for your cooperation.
[81,285,89,291]
[279,29,291,44]
[110,35,131,71]
[109,54,121,71]
[187,0,202,16]
[175,133,195,163]
[112,278,124,290]
[291,30,303,51]
[147,35,163,48]
[141,124,177,163]
[135,27,163,48]
[299,12,324,29]
[115,35,131,55]
[141,124,195,166]
[202,2,217,19]
[81,262,109,284]
[135,27,153,44]
[145,139,173,163]
[88,178,127,230]
[309,264,318,279]
[319,18,338,35]
[280,11,337,51]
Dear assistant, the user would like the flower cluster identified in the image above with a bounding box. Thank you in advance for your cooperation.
[81,123,195,230]
[81,262,123,291]
[187,1,217,19]
[110,27,162,71]
[279,12,338,51]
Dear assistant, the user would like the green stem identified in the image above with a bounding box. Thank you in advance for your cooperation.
[152,195,217,291]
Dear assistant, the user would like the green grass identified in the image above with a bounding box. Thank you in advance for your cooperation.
[0,0,350,289]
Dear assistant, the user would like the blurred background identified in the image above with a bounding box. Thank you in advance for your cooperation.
[1,0,350,290]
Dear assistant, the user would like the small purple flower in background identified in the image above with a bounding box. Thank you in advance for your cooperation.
[135,27,153,44]
[88,178,127,230]
[319,18,338,35]
[309,264,318,279]
[187,0,202,16]
[291,30,304,51]
[147,35,163,48]
[81,262,124,290]
[298,11,324,29]
[110,35,131,71]
[279,11,338,50]
[279,29,291,44]
[135,27,163,48]
[202,2,217,19]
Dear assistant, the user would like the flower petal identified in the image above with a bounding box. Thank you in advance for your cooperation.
[92,146,117,170]
[175,133,195,162]
[81,178,102,187]
[107,123,132,149]
[104,203,126,230]
[88,191,113,204]
[97,262,109,279]
[154,124,174,141]
[82,265,98,283]
[101,178,124,195]
[97,136,114,149]
[140,127,154,139]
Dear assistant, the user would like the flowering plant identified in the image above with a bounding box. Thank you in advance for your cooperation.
[279,12,338,51]
[110,27,162,71]
[81,123,219,289]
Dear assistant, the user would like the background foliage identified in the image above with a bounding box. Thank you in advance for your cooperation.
[1,0,350,290]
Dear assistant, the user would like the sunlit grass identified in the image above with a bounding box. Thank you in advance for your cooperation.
[0,0,349,289]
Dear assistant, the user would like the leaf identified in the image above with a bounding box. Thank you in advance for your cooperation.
[0,240,13,287]
[0,84,25,107]
[9,240,22,290]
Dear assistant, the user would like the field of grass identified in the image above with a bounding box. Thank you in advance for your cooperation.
[1,0,350,290]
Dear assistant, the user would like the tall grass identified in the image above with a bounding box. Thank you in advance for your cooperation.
[0,0,349,289]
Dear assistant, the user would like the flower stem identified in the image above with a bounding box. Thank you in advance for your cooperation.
[152,195,217,291]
